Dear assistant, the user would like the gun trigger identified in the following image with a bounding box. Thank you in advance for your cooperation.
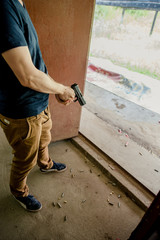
[74,97,78,102]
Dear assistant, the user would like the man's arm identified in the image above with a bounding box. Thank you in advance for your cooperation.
[2,46,75,101]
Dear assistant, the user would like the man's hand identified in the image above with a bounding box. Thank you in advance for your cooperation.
[55,87,75,105]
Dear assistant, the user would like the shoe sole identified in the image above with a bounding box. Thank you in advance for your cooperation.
[40,166,67,173]
[13,195,42,212]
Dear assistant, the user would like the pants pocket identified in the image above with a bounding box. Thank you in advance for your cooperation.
[0,119,8,129]
[19,120,31,141]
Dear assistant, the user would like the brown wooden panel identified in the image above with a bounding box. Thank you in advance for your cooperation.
[24,0,95,141]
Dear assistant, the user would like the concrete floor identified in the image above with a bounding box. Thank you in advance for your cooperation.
[0,128,144,240]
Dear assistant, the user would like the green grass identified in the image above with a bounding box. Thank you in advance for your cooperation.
[90,53,160,80]
[94,5,149,21]
[125,9,149,19]
[92,6,159,80]
[94,6,121,20]
[113,60,160,80]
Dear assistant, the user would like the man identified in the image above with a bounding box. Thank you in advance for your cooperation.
[0,0,75,212]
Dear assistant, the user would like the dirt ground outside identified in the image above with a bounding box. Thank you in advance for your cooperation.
[90,6,160,80]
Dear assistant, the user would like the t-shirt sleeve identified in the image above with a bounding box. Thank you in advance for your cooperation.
[0,2,27,54]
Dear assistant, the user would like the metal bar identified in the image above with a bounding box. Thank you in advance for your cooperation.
[120,8,126,24]
[96,1,160,11]
[150,10,158,35]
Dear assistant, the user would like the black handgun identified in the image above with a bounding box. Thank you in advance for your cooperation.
[71,83,86,106]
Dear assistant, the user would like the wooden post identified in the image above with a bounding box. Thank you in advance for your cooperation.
[25,0,95,141]
[128,191,160,240]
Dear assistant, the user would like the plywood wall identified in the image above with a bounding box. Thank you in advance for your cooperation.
[25,0,95,141]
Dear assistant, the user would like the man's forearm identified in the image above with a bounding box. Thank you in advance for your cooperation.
[2,46,75,101]
[24,69,66,95]
[2,46,66,95]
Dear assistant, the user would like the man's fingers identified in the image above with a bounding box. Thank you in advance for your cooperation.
[63,98,74,105]
[55,94,74,105]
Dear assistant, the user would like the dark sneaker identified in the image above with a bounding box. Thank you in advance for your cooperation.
[40,160,67,173]
[14,195,42,212]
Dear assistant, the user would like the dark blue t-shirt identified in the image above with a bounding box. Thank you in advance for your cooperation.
[0,0,49,118]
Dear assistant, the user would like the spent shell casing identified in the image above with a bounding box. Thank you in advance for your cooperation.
[109,202,114,206]
[57,203,62,208]
[61,193,65,198]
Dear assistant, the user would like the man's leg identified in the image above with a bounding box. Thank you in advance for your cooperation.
[0,113,43,211]
[37,107,53,169]
[37,107,67,173]
[0,114,42,197]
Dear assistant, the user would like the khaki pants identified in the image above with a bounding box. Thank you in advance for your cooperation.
[0,107,53,197]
